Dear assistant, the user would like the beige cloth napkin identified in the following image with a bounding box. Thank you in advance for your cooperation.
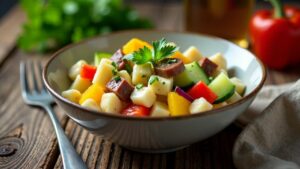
[233,79,300,169]
[237,82,293,125]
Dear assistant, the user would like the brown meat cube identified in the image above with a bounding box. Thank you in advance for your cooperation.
[110,49,125,70]
[106,77,134,101]
[199,57,218,76]
[154,58,185,77]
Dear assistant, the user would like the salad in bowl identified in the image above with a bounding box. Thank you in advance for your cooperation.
[61,38,246,117]
[43,31,265,152]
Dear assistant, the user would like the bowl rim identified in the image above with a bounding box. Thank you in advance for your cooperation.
[43,29,266,121]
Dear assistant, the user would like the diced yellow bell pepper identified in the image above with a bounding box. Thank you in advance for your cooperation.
[79,84,104,105]
[170,51,192,64]
[168,92,191,116]
[122,38,152,55]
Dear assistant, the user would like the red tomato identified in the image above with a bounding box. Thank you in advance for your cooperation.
[121,104,150,117]
[187,81,218,103]
[80,64,97,80]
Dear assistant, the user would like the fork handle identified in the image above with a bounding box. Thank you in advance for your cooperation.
[44,105,88,169]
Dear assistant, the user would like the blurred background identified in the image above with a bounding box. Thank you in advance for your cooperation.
[0,0,299,63]
[1,0,299,19]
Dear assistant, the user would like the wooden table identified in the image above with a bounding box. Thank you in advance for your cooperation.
[0,3,299,169]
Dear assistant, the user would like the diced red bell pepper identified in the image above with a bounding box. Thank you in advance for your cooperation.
[80,64,97,80]
[187,81,218,103]
[121,104,150,117]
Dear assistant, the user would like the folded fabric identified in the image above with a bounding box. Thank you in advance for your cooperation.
[237,82,293,126]
[233,79,300,169]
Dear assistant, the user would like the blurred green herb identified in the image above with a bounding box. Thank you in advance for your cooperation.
[18,0,154,53]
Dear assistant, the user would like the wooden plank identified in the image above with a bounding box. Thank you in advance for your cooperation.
[130,152,142,169]
[141,154,152,169]
[0,50,69,169]
[0,6,26,65]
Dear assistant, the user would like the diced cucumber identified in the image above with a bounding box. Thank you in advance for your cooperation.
[174,70,194,88]
[186,62,209,84]
[174,61,209,87]
[208,72,235,103]
[94,52,112,66]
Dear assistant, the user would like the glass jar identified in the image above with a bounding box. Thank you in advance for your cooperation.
[185,0,254,48]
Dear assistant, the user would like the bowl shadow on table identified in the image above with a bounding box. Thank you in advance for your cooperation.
[112,124,241,168]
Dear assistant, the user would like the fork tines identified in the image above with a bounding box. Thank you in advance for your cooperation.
[20,60,45,94]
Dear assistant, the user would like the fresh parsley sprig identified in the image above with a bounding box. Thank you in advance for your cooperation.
[123,38,178,65]
[153,38,178,62]
[126,46,152,65]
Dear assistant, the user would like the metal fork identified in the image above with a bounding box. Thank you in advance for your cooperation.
[20,61,87,169]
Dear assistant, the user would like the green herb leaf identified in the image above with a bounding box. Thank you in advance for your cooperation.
[136,83,143,90]
[112,69,118,75]
[149,76,159,85]
[131,46,152,64]
[111,62,118,68]
[152,38,178,62]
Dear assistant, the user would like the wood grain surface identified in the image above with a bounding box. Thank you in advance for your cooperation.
[0,3,299,169]
[0,6,25,66]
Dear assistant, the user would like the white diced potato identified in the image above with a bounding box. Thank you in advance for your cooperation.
[132,63,153,85]
[99,58,113,65]
[69,60,87,80]
[130,87,156,108]
[189,98,213,114]
[92,59,114,87]
[209,53,227,70]
[81,98,101,111]
[70,75,92,93]
[227,92,242,104]
[183,46,203,62]
[148,75,173,96]
[119,70,132,84]
[61,89,81,103]
[150,101,170,117]
[100,93,122,114]
[230,77,246,95]
[213,102,228,109]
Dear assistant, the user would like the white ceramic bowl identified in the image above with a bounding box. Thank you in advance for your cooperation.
[43,30,266,153]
